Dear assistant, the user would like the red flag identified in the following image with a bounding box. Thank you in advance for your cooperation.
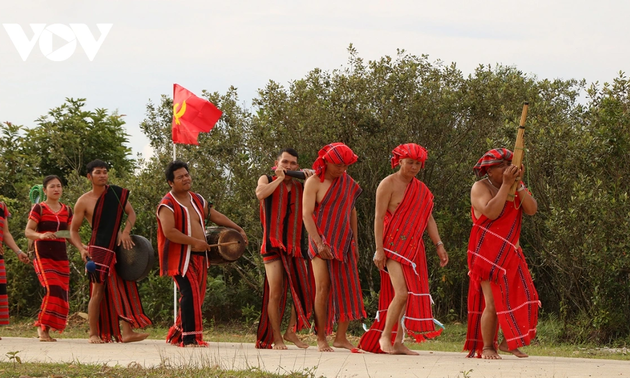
[171,84,222,145]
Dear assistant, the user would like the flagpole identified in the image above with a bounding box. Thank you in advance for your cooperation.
[172,142,177,324]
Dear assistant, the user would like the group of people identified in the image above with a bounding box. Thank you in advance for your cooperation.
[0,142,540,360]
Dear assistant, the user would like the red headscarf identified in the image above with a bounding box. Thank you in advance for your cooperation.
[473,148,513,178]
[312,143,358,182]
[391,143,428,169]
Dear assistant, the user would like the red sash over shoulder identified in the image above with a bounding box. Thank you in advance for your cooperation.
[309,173,365,333]
[89,185,152,342]
[464,190,540,357]
[359,179,442,353]
[157,192,207,277]
[260,177,304,257]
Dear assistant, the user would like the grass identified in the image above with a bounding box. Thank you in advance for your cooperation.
[3,314,629,361]
[0,361,314,378]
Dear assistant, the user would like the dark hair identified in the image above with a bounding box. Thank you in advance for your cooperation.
[43,175,63,188]
[86,159,109,175]
[277,148,298,159]
[166,160,189,183]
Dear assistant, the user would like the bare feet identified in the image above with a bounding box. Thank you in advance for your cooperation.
[88,335,104,344]
[379,336,396,354]
[38,327,57,342]
[482,346,501,359]
[122,331,149,343]
[183,342,208,347]
[499,340,528,358]
[317,338,334,352]
[272,340,288,350]
[332,337,355,351]
[284,332,309,349]
[392,342,419,355]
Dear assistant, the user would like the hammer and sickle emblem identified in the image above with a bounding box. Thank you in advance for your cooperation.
[173,101,187,125]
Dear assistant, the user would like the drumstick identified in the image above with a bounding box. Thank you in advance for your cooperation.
[207,241,241,248]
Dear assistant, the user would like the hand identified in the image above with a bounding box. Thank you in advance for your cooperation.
[302,169,315,179]
[239,229,249,244]
[274,166,286,180]
[79,247,90,263]
[373,248,387,270]
[502,164,520,186]
[17,251,30,264]
[192,238,211,251]
[117,231,135,250]
[316,242,333,260]
[437,245,449,267]
[39,232,57,240]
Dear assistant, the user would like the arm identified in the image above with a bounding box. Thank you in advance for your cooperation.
[426,214,448,267]
[516,165,537,216]
[117,201,136,250]
[471,164,520,220]
[70,198,89,262]
[208,207,248,244]
[158,206,211,251]
[3,221,29,264]
[302,177,332,259]
[25,219,56,241]
[255,171,284,201]
[373,179,390,270]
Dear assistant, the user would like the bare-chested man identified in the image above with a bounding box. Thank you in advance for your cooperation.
[303,142,365,352]
[157,160,247,347]
[255,148,314,350]
[359,143,448,355]
[464,148,539,359]
[70,159,151,344]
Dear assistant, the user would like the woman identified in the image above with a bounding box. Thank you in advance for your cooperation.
[25,175,80,342]
[0,199,30,340]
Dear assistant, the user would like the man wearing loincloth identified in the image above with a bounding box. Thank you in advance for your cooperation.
[255,148,314,350]
[464,148,539,359]
[157,160,248,347]
[359,143,449,355]
[302,142,366,352]
[70,159,152,344]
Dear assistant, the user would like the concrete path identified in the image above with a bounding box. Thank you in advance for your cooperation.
[0,337,628,377]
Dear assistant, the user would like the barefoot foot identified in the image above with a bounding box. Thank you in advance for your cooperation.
[272,340,288,350]
[122,331,149,343]
[499,340,528,358]
[284,332,309,349]
[379,336,396,354]
[332,338,355,351]
[482,346,501,359]
[393,342,419,355]
[317,338,334,352]
[88,335,104,344]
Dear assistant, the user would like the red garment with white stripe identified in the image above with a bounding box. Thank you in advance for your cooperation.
[464,190,540,357]
[309,173,365,334]
[359,179,442,353]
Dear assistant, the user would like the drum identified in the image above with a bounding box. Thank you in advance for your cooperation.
[205,227,245,265]
[115,235,155,282]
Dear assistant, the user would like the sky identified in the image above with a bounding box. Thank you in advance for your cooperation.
[1,0,628,160]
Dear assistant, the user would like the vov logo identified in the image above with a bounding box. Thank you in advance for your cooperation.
[3,24,113,61]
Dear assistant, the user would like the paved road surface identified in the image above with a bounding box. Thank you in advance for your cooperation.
[0,337,628,377]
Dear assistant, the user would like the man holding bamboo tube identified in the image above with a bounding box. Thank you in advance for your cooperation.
[464,148,540,359]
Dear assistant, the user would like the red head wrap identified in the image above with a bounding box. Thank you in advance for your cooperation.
[473,148,513,178]
[391,143,428,169]
[312,143,358,182]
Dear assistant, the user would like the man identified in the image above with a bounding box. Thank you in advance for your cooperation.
[157,160,248,347]
[302,142,365,352]
[70,160,152,344]
[359,143,449,355]
[255,148,314,350]
[464,148,539,359]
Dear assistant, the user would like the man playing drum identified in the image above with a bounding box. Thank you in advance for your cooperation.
[157,160,247,347]
[302,142,366,352]
[464,148,539,359]
[70,160,152,344]
[359,143,448,355]
[255,148,314,350]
